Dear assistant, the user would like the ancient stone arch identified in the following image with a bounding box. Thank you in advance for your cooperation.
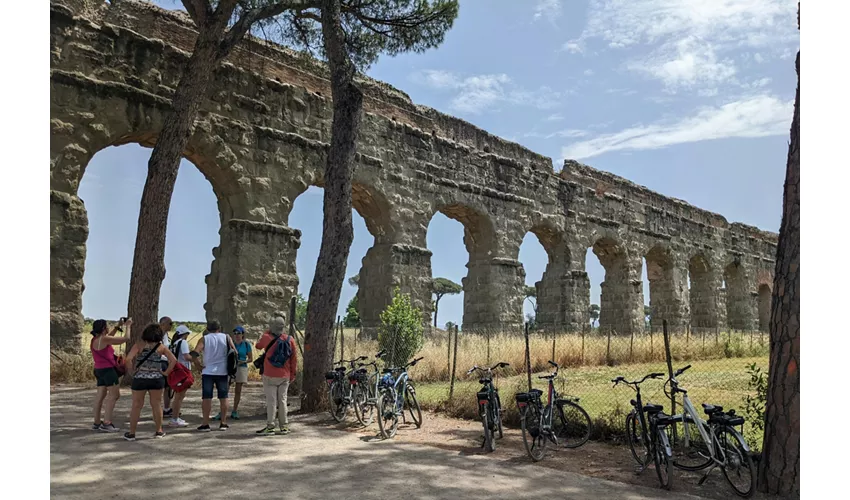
[49,0,778,347]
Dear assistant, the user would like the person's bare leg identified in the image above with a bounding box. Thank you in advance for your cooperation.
[103,386,120,425]
[202,399,212,425]
[129,391,145,435]
[234,383,243,412]
[149,389,163,433]
[220,398,229,425]
[163,386,171,411]
[94,386,107,425]
[172,390,186,421]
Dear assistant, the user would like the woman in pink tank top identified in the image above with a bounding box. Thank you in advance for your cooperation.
[90,318,131,432]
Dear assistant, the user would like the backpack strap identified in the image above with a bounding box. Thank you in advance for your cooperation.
[136,342,161,369]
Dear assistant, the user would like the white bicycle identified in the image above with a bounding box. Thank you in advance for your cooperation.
[666,364,755,498]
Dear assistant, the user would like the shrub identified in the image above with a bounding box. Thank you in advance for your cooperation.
[378,288,424,368]
[741,362,767,451]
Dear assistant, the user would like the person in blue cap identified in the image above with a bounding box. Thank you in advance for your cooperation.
[229,325,252,420]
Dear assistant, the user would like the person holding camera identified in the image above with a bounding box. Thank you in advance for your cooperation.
[254,316,297,436]
[158,316,174,418]
[123,324,178,441]
[90,317,131,432]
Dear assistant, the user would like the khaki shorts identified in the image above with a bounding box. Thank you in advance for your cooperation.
[235,365,249,384]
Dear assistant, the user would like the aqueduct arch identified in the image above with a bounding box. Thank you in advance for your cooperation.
[50,0,779,346]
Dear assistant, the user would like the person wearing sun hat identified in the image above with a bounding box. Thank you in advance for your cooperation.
[167,324,193,427]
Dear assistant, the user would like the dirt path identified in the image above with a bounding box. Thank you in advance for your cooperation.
[52,384,726,499]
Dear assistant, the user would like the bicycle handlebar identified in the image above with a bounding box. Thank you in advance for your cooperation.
[674,364,692,377]
[611,372,666,388]
[467,361,510,375]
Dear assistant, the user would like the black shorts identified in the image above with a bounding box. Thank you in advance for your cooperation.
[131,377,166,391]
[94,368,119,387]
[202,374,229,400]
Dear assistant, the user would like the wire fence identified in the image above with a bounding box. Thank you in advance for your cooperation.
[332,320,770,449]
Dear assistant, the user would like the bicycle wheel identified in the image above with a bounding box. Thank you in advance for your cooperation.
[481,401,495,452]
[653,426,672,490]
[377,391,398,439]
[718,427,755,498]
[626,410,651,466]
[404,385,422,428]
[521,403,547,461]
[353,384,374,426]
[671,417,713,471]
[328,381,347,423]
[554,400,592,448]
[495,396,504,439]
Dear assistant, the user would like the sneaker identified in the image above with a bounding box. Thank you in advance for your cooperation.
[256,425,276,435]
[197,424,211,432]
[169,418,188,428]
[219,423,229,431]
[163,408,173,417]
[154,431,166,438]
[100,423,120,433]
[92,423,101,431]
[123,432,136,441]
[212,413,221,421]
[231,411,240,420]
[276,426,291,436]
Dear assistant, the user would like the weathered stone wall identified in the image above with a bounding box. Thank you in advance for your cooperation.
[49,0,778,347]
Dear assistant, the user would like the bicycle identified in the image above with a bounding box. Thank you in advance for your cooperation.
[666,364,755,498]
[376,356,424,439]
[325,355,367,423]
[351,349,386,427]
[515,360,592,461]
[612,372,675,489]
[467,361,510,452]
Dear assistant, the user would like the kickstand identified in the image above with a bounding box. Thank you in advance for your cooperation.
[698,464,717,485]
[633,464,646,475]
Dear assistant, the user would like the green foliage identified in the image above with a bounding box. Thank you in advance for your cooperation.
[742,362,768,451]
[295,293,308,330]
[432,277,462,298]
[343,295,361,328]
[524,285,536,298]
[589,304,600,325]
[444,321,456,331]
[379,288,424,367]
[348,274,359,288]
[525,312,537,331]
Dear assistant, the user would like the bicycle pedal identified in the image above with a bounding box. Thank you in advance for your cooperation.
[633,465,645,475]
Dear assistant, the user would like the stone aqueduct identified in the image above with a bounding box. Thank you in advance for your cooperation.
[49,0,778,348]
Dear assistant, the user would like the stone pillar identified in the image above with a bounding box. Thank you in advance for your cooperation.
[357,243,433,337]
[599,253,644,335]
[689,262,723,334]
[536,270,590,332]
[205,219,301,337]
[462,257,525,332]
[724,262,757,331]
[50,190,88,350]
[646,254,689,333]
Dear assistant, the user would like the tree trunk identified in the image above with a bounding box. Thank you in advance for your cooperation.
[301,0,364,412]
[758,46,800,498]
[125,18,227,343]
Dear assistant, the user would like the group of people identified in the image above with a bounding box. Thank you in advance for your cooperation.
[90,315,298,441]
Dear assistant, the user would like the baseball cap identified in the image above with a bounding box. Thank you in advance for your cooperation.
[233,325,245,335]
[174,325,191,337]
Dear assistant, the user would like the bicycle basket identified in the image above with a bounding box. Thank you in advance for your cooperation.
[515,389,542,404]
[325,371,341,381]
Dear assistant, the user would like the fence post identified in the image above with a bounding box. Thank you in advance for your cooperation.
[715,325,719,345]
[650,327,654,357]
[749,329,754,350]
[581,323,586,365]
[449,325,459,401]
[486,328,491,365]
[605,327,612,366]
[353,324,357,355]
[629,330,634,362]
[289,296,301,393]
[551,329,556,364]
[332,316,339,361]
[686,324,690,347]
[340,322,344,362]
[446,326,452,377]
[662,320,678,443]
[524,322,532,391]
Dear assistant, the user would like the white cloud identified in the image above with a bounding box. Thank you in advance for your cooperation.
[583,69,594,76]
[534,0,562,21]
[546,113,565,121]
[562,41,583,53]
[561,94,792,160]
[567,0,798,89]
[413,70,565,114]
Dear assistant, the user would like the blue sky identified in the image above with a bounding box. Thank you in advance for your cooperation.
[78,0,799,325]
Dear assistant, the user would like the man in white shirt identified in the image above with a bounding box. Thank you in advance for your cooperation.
[159,316,174,417]
[168,324,192,427]
[191,320,235,432]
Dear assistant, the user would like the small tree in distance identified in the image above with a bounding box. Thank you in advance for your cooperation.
[379,288,424,368]
[343,295,360,328]
[432,277,462,328]
[589,304,600,328]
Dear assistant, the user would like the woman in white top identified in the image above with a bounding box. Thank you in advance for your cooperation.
[167,324,193,427]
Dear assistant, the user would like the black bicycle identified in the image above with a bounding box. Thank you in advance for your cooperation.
[325,355,367,423]
[515,361,592,461]
[612,372,676,489]
[467,362,509,452]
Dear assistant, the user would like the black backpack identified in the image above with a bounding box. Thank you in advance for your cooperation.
[226,343,238,377]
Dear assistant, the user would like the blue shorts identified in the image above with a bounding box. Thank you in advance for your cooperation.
[201,375,229,400]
